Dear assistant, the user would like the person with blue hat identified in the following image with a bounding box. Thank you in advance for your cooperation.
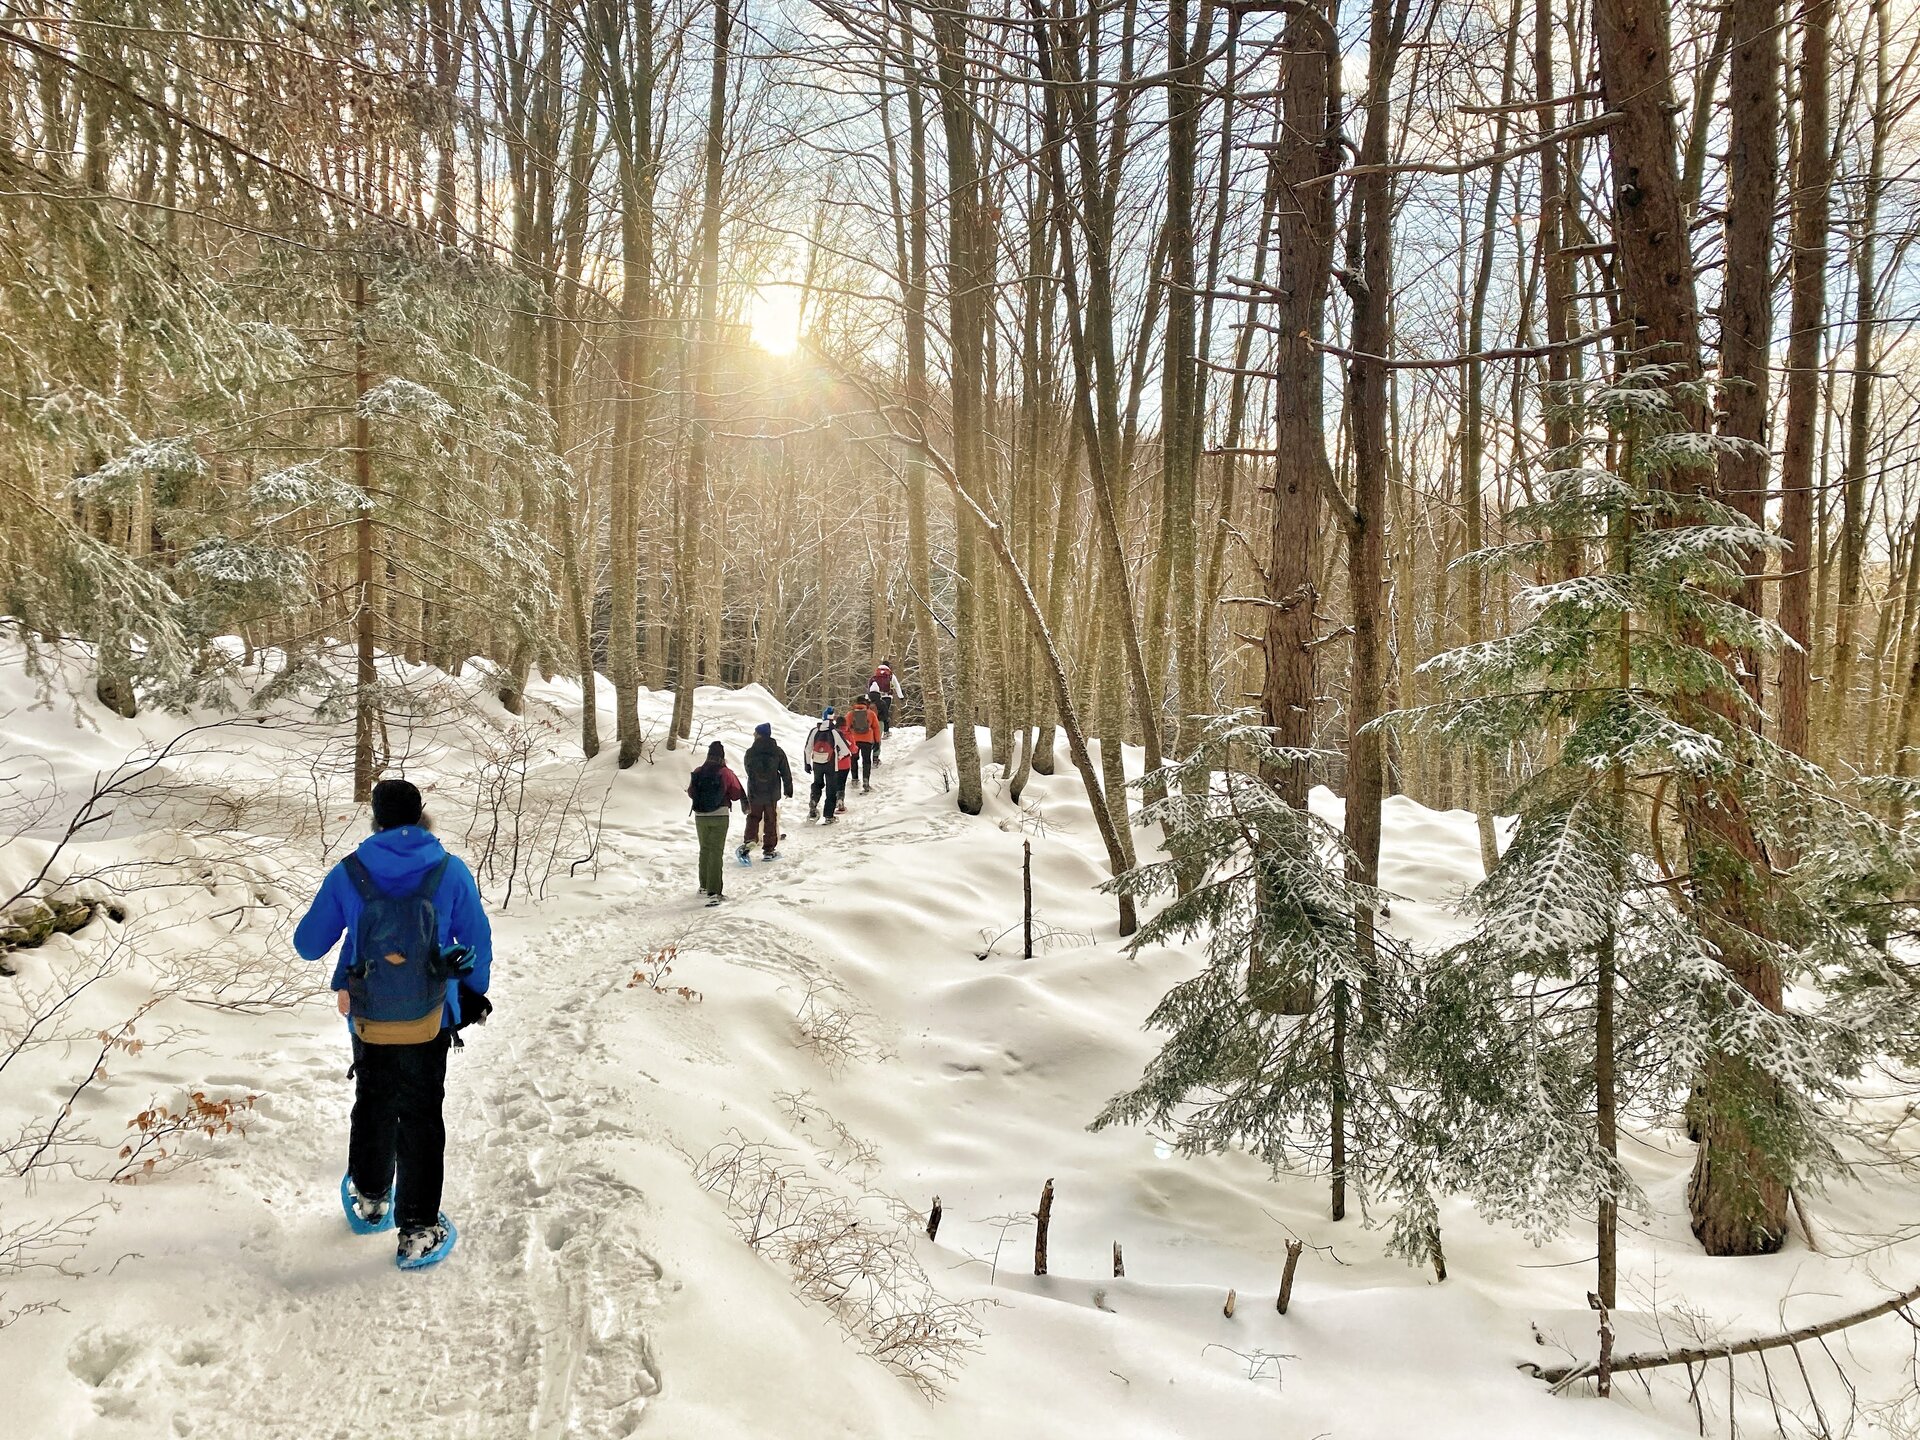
[739,722,792,862]
[294,777,491,1271]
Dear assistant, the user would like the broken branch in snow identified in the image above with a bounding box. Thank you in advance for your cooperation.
[1276,1240,1303,1314]
[1525,1279,1920,1389]
[1034,1178,1054,1277]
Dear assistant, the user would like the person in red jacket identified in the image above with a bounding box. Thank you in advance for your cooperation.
[686,741,745,904]
[867,659,903,733]
[832,713,857,815]
[845,697,882,791]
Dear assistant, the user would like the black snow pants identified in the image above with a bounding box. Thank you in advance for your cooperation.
[349,1030,451,1230]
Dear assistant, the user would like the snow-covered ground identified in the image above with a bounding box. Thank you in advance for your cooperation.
[4,645,1919,1438]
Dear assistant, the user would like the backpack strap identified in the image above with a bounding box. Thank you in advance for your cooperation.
[413,856,451,902]
[341,854,382,904]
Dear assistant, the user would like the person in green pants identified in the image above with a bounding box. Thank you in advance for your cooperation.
[686,740,745,906]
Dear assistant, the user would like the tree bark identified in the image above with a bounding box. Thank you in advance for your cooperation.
[1777,0,1831,760]
[1595,0,1788,1257]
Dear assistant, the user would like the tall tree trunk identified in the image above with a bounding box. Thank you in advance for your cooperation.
[1462,0,1523,871]
[1716,0,1780,716]
[352,269,379,802]
[671,0,731,750]
[928,0,986,812]
[593,0,654,767]
[1825,0,1888,758]
[1536,0,1582,583]
[1254,0,1339,1022]
[891,5,948,736]
[1159,0,1206,763]
[1333,0,1408,1221]
[1595,0,1788,1257]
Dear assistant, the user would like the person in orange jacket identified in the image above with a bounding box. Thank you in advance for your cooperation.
[845,695,882,792]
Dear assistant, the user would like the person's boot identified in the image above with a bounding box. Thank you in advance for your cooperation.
[342,1175,394,1234]
[808,801,819,820]
[396,1214,457,1270]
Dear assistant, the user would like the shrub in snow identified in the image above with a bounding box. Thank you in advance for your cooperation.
[695,1131,981,1397]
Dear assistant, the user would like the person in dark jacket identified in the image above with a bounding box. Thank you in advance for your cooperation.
[739,723,792,861]
[687,740,745,904]
[294,778,491,1269]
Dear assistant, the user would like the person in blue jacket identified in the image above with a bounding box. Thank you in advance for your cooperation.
[294,778,491,1268]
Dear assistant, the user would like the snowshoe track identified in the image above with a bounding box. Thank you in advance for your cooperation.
[60,903,674,1440]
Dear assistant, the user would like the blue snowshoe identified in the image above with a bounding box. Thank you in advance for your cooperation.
[736,844,752,867]
[396,1214,457,1270]
[341,1174,395,1235]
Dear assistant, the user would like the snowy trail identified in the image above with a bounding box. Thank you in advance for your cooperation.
[57,894,677,1440]
[51,758,933,1440]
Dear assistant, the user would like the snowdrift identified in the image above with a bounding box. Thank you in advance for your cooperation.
[2,642,1917,1438]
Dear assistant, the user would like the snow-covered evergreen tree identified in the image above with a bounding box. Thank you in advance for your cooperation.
[1093,717,1447,1263]
[1394,368,1912,1295]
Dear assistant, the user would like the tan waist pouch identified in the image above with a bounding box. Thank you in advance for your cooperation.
[353,1007,445,1045]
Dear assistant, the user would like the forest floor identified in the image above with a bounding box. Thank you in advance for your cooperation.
[3,647,1919,1438]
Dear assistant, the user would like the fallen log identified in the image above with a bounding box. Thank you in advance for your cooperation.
[1525,1280,1920,1389]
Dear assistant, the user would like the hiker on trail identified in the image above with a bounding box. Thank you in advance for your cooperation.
[687,740,746,905]
[867,659,903,733]
[833,712,857,814]
[294,777,492,1271]
[845,695,882,792]
[739,722,792,863]
[804,707,853,823]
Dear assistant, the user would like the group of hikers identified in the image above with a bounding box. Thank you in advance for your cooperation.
[292,662,905,1271]
[685,660,904,905]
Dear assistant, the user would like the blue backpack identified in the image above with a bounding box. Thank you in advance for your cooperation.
[341,856,461,1025]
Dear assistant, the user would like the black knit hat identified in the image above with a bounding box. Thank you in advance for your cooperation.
[371,777,424,831]
[707,740,726,761]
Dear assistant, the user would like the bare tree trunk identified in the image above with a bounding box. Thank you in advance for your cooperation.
[1462,0,1523,870]
[592,0,654,767]
[1716,0,1780,715]
[1825,0,1889,759]
[352,269,378,802]
[670,0,731,750]
[1158,0,1208,761]
[1254,0,1339,1021]
[1332,0,1409,1222]
[1536,0,1582,584]
[927,0,987,812]
[893,9,948,736]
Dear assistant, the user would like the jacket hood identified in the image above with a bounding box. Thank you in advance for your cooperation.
[353,825,449,891]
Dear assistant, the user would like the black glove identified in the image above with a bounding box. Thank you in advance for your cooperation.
[456,983,492,1030]
[435,943,476,980]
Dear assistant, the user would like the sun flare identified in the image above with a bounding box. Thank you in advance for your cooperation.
[747,283,803,355]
